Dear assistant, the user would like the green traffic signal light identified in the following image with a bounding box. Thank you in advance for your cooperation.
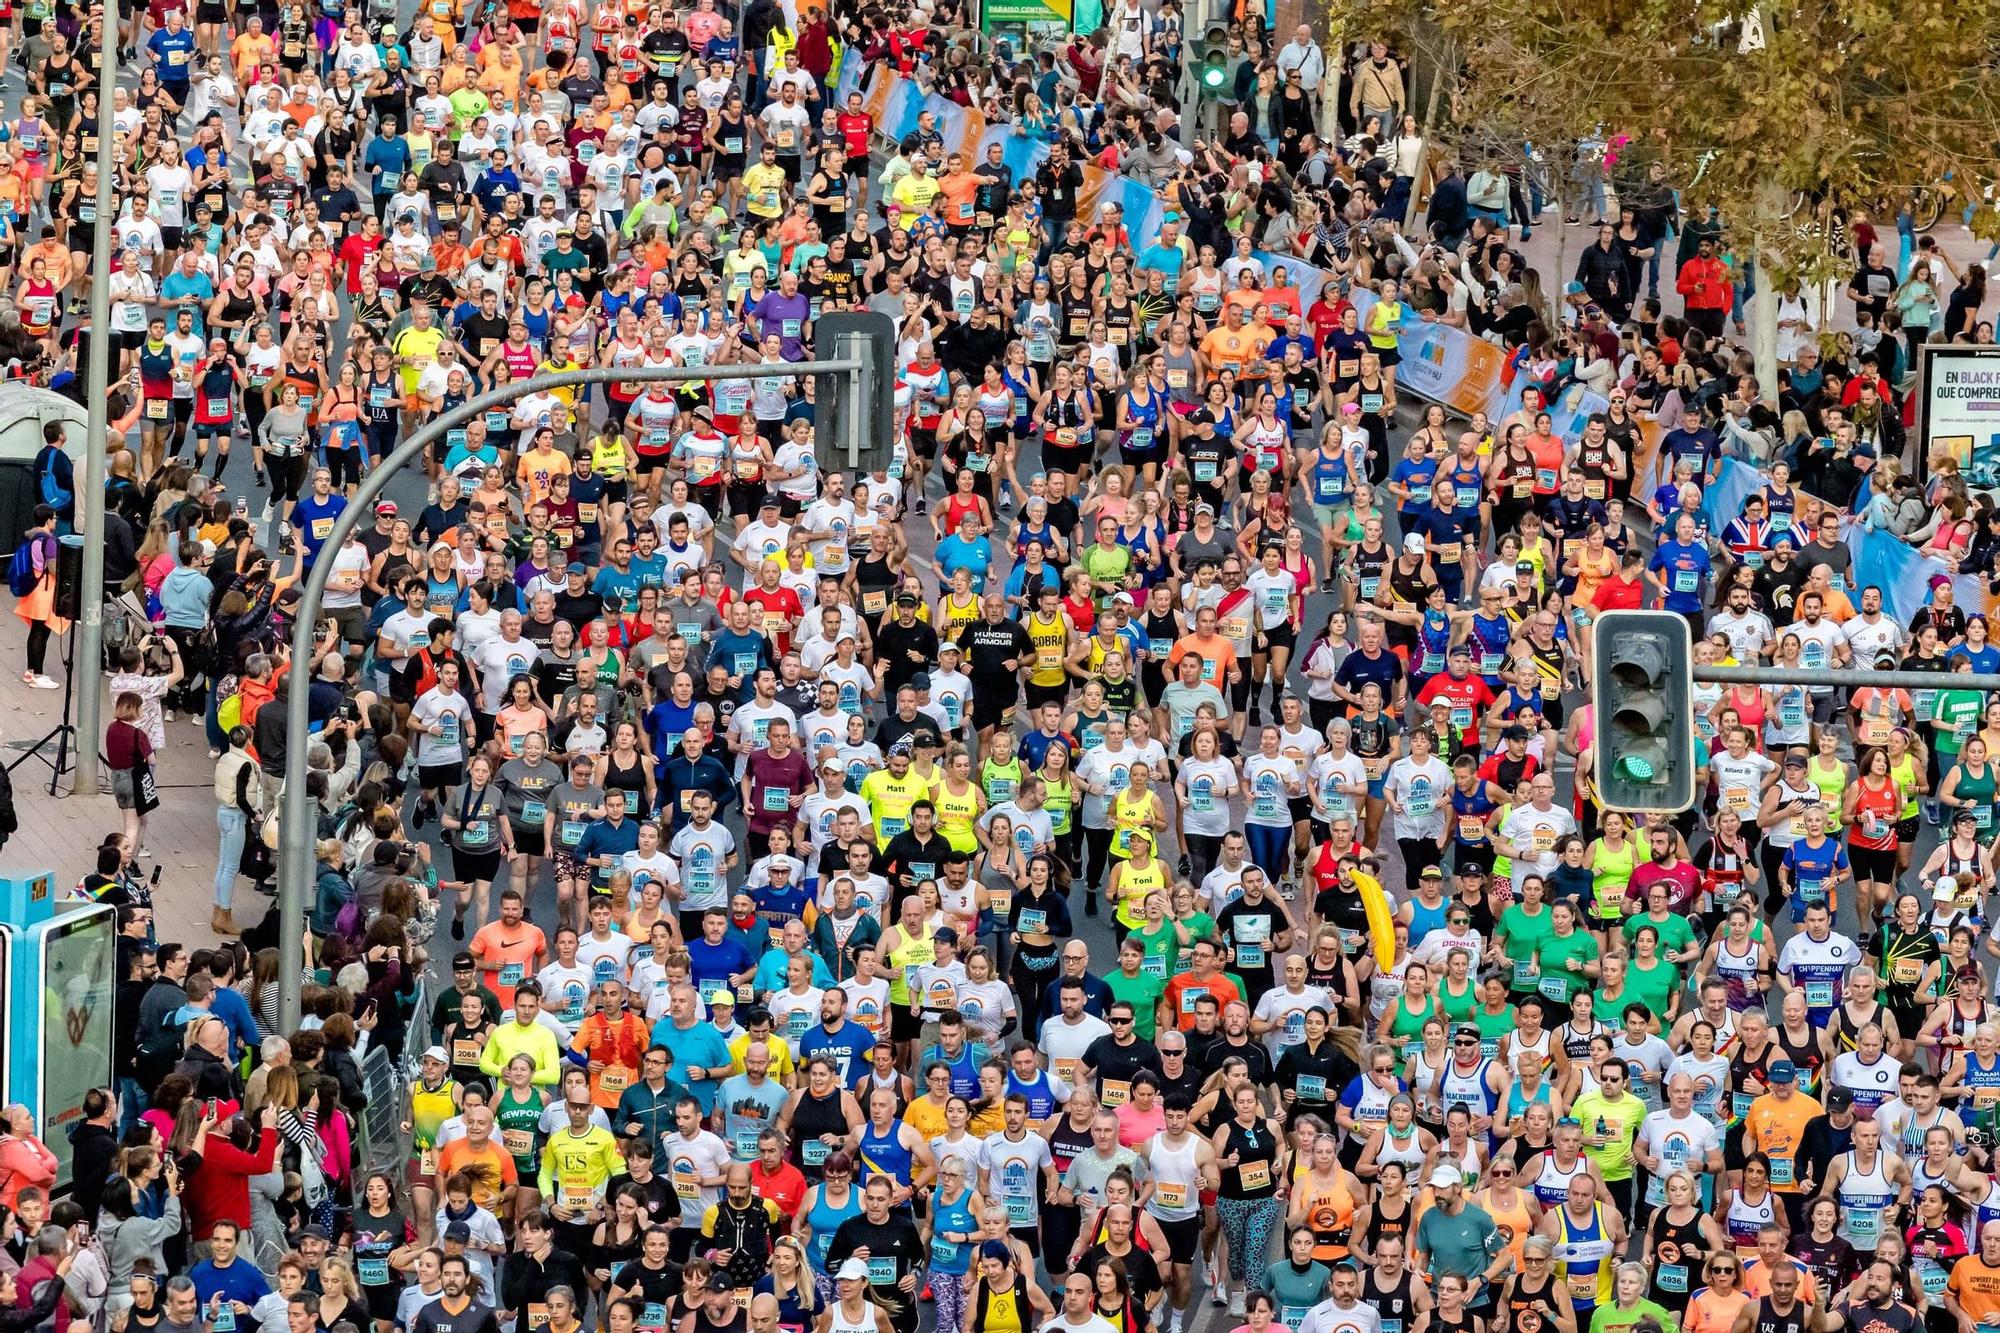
[1590,610,1694,814]
[1201,60,1227,88]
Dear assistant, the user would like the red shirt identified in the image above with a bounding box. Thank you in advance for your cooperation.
[1591,574,1645,612]
[742,585,805,655]
[835,112,872,160]
[338,233,383,292]
[752,1158,808,1223]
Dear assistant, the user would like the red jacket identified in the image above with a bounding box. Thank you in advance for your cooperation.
[183,1127,278,1240]
[1676,256,1732,312]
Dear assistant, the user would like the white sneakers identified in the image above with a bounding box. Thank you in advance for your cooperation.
[21,672,58,690]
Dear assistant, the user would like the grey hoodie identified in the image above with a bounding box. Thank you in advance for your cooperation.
[98,1195,183,1300]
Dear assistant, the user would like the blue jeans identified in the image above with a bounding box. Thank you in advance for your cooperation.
[216,806,247,909]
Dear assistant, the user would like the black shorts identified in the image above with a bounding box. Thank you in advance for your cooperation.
[195,0,226,18]
[972,698,1017,732]
[1043,440,1091,476]
[1152,1213,1201,1265]
[1023,680,1069,713]
[890,1002,921,1041]
[161,225,184,251]
[1896,815,1921,845]
[451,844,503,883]
[633,451,669,475]
[1375,344,1401,368]
[116,329,148,352]
[512,824,546,858]
[1850,844,1898,883]
[1261,622,1297,652]
[418,761,464,791]
[908,427,937,460]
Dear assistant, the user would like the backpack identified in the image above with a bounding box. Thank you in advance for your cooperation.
[7,533,42,598]
[34,445,70,514]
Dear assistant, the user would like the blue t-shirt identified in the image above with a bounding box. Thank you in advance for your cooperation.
[797,1019,876,1086]
[1781,837,1848,921]
[1649,539,1711,612]
[935,533,993,591]
[684,934,756,994]
[290,492,347,567]
[647,1018,735,1114]
[148,27,197,83]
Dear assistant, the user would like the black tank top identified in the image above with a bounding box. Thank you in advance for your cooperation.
[1755,1296,1810,1333]
[1048,1117,1095,1185]
[603,749,647,797]
[1363,1272,1420,1333]
[1359,1196,1413,1259]
[1648,1209,1710,1308]
[1217,1119,1279,1199]
[789,1088,850,1180]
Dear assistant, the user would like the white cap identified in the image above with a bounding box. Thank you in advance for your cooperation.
[1429,1165,1463,1189]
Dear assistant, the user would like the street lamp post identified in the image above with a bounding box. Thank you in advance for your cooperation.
[71,9,120,796]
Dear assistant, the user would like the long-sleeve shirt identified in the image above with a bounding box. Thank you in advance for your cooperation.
[479,1019,564,1085]
[536,1124,622,1201]
[181,1127,279,1240]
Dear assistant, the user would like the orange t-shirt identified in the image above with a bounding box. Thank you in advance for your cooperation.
[434,1135,519,1211]
[1167,631,1238,689]
[469,920,549,1009]
[1163,970,1242,1031]
[1949,1255,2000,1326]
[936,173,979,229]
[1742,1091,1821,1192]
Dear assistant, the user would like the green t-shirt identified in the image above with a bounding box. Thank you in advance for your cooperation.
[1621,910,1696,957]
[1570,1087,1642,1181]
[1935,688,1984,757]
[1264,1260,1333,1322]
[1105,968,1168,1040]
[1533,928,1600,1006]
[1472,1004,1516,1044]
[1082,543,1133,608]
[1625,957,1682,1021]
[1590,1299,1679,1333]
[1498,902,1555,962]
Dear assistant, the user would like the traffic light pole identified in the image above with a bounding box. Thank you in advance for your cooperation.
[273,356,868,1031]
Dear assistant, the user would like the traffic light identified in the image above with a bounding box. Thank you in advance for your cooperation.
[1198,24,1231,98]
[1590,609,1695,814]
[813,311,897,478]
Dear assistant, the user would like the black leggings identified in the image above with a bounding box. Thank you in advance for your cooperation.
[1013,947,1060,1042]
[1185,832,1223,886]
[25,620,50,674]
[270,454,308,502]
[1082,825,1116,891]
[326,444,365,492]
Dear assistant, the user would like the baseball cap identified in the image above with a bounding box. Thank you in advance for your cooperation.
[1429,1165,1463,1188]
[836,1259,870,1282]
[443,1221,472,1242]
[1768,1059,1797,1083]
[421,1045,448,1064]
[1403,533,1426,554]
[375,500,397,515]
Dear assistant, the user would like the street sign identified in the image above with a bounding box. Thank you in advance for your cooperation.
[813,311,897,478]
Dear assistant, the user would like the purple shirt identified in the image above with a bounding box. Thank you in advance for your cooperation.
[750,290,812,360]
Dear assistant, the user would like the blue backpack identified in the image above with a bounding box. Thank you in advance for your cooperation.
[7,532,45,598]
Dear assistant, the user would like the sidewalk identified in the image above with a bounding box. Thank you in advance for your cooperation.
[0,609,244,948]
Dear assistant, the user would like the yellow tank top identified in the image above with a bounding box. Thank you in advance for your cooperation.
[931,779,981,853]
[979,1283,1025,1333]
[590,435,628,479]
[885,926,936,1006]
[1026,613,1070,687]
[1110,789,1158,858]
[1892,753,1921,819]
[940,593,980,640]
[1113,857,1168,927]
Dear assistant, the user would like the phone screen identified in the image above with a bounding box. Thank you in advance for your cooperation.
[206,1098,218,1118]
